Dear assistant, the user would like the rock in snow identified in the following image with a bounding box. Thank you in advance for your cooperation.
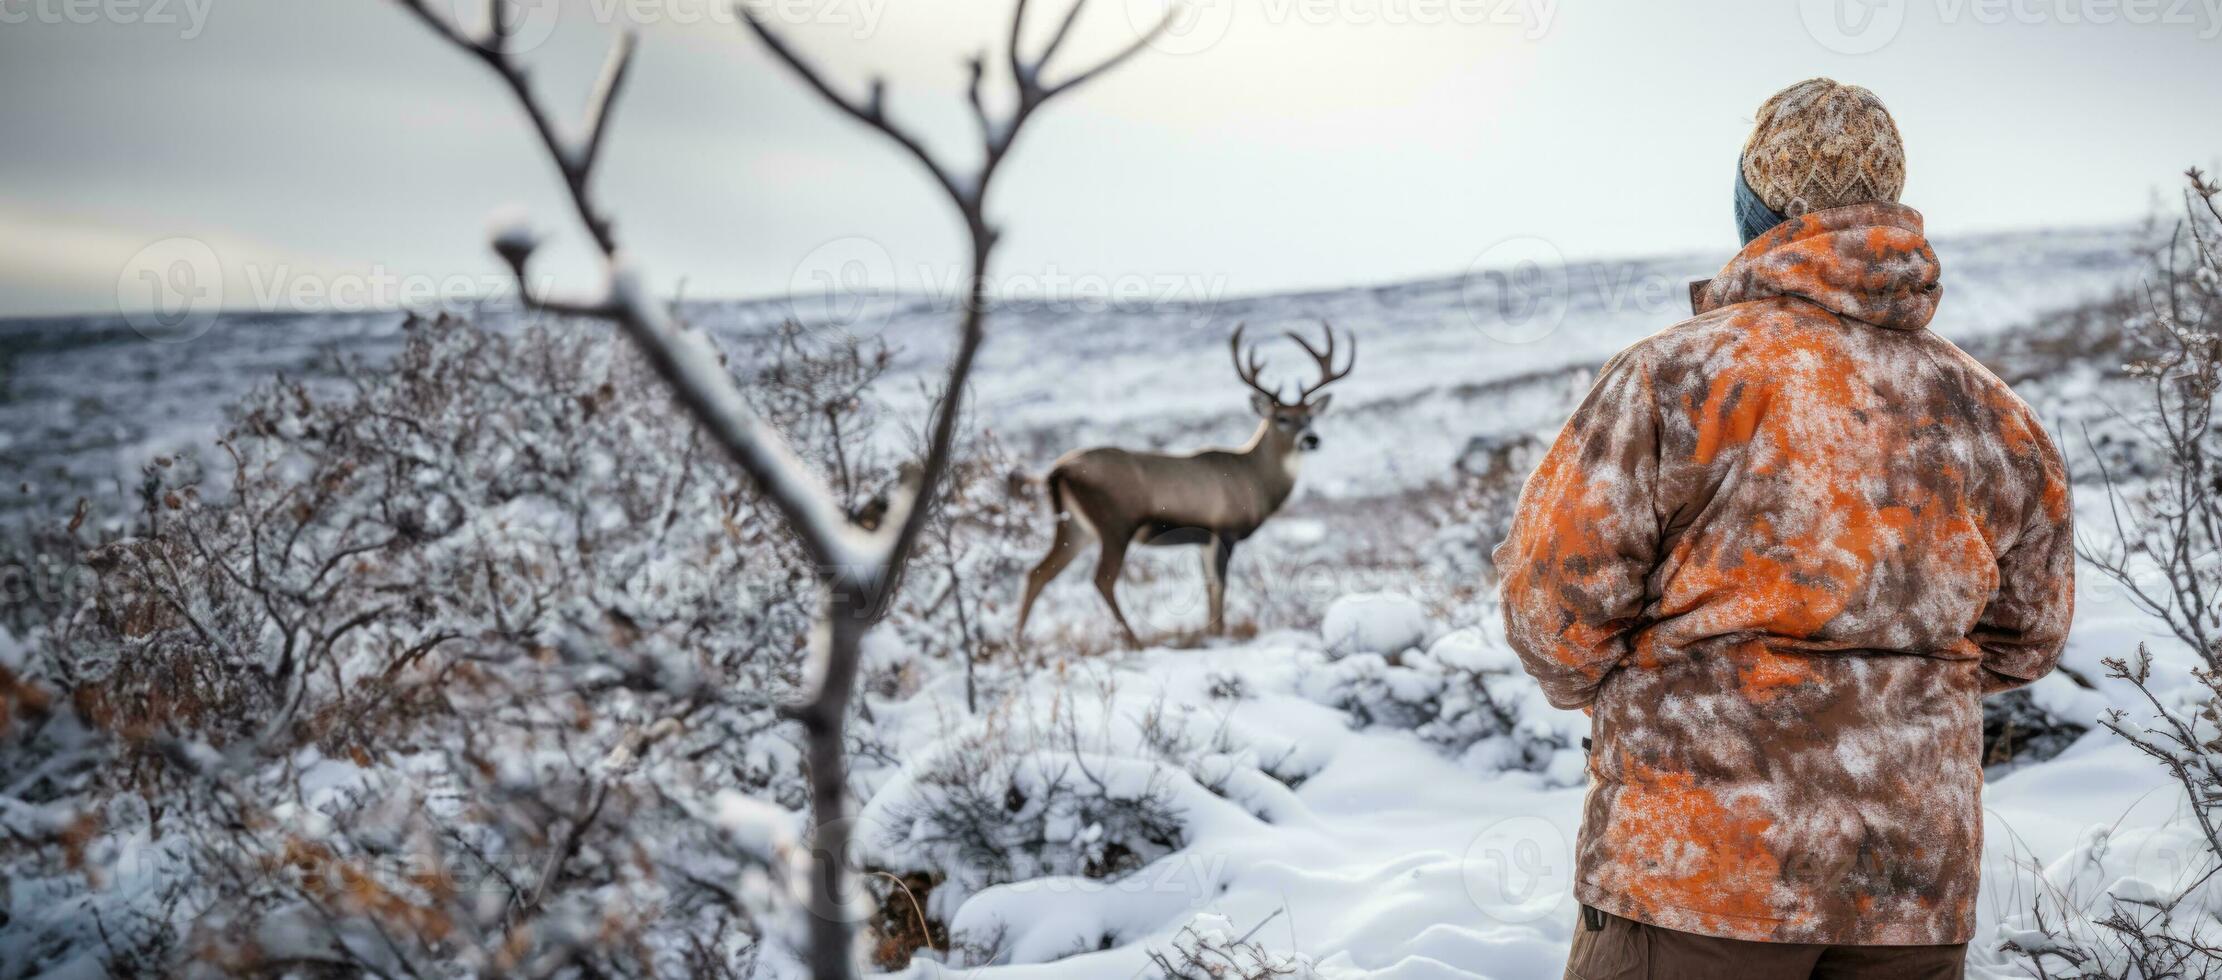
[1320,592,1432,658]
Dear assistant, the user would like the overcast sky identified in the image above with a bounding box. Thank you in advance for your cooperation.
[1,0,2215,319]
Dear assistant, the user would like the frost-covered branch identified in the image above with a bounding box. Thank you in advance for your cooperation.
[393,0,627,255]
[2004,167,2222,978]
[399,0,870,573]
[2075,166,2222,668]
[389,2,1171,977]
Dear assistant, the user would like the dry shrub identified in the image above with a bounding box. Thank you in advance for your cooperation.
[0,313,1009,977]
[2003,168,2222,978]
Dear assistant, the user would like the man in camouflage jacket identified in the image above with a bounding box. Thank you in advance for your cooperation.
[1496,80,2074,979]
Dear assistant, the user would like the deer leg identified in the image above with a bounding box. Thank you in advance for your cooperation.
[1091,529,1142,649]
[1015,513,1086,642]
[1204,535,1235,636]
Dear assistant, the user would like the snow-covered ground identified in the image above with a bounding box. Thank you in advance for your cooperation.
[843,527,2204,979]
[2,222,2202,978]
[857,631,1584,979]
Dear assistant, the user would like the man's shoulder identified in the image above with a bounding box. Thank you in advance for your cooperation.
[1618,296,1836,369]
[1894,327,2048,423]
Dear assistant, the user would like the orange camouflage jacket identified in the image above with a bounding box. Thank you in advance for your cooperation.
[1494,202,2074,945]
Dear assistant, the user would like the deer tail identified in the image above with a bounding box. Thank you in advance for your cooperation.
[1006,467,1061,516]
[1039,468,1069,520]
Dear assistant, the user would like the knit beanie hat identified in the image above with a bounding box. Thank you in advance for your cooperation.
[1739,78,1906,223]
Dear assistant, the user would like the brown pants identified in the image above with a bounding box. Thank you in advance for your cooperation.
[1565,908,1966,980]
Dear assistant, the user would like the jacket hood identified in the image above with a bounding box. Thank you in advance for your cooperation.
[1696,202,1942,331]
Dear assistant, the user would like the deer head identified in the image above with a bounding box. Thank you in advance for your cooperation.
[1231,321,1356,454]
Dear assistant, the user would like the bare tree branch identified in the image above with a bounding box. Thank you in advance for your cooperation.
[398,0,867,570]
[733,0,1179,602]
[577,30,638,178]
[391,2,1171,976]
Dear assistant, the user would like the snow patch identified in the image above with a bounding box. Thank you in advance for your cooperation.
[1321,592,1433,658]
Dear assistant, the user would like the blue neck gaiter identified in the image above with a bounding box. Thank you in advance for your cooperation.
[1734,160,1788,245]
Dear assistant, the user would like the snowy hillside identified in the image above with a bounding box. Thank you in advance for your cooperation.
[0,225,2145,524]
[2,221,2207,980]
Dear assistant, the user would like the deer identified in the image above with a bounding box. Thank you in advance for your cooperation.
[1014,322,1355,648]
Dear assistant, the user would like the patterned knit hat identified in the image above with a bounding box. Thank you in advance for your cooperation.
[1740,78,1905,218]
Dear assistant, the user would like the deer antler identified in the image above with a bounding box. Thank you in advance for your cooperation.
[1288,321,1355,404]
[1229,323,1284,406]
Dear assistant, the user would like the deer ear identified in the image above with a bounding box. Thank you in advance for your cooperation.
[1308,394,1332,415]
[1249,392,1276,416]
